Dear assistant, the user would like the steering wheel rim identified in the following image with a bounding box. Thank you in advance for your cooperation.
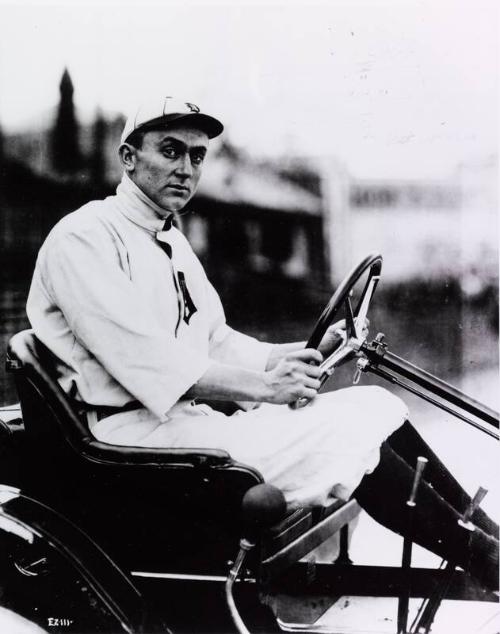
[290,253,382,410]
[307,253,383,350]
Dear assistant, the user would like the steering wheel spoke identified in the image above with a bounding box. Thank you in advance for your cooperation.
[319,340,356,381]
[344,296,357,339]
[355,274,380,336]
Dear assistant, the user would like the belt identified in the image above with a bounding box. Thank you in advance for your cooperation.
[72,399,142,423]
[94,402,143,422]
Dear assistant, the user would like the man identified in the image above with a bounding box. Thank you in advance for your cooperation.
[27,97,497,588]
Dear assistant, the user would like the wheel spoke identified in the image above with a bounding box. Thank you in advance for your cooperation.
[319,338,354,383]
[344,296,357,338]
[355,275,380,337]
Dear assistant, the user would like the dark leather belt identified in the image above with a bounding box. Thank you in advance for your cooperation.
[72,399,142,422]
[95,402,143,422]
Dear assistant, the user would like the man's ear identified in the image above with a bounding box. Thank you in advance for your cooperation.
[118,143,137,173]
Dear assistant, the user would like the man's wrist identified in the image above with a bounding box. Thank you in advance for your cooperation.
[266,341,305,371]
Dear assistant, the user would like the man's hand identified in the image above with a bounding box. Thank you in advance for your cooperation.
[264,348,323,405]
[318,319,346,357]
[318,318,370,357]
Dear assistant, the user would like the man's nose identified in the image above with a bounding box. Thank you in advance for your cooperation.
[175,153,193,178]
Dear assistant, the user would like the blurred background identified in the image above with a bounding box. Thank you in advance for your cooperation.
[0,0,498,413]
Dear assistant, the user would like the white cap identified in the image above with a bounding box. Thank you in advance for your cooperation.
[120,96,224,145]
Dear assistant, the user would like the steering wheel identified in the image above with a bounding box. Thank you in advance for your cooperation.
[291,253,383,409]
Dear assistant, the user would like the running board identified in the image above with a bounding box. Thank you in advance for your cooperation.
[274,596,500,633]
[264,566,498,633]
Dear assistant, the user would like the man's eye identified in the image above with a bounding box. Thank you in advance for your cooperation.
[191,154,205,165]
[162,147,177,158]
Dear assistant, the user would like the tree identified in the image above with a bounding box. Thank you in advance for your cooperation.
[51,68,82,175]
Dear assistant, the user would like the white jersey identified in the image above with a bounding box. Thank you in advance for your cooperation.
[27,173,272,421]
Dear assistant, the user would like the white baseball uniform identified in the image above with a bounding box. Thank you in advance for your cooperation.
[27,174,408,508]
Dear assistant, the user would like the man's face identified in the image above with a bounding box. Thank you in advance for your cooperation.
[127,123,209,215]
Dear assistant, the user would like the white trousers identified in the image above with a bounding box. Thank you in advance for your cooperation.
[89,385,408,509]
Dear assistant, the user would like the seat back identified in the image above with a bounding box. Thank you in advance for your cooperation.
[6,329,245,468]
[7,330,92,461]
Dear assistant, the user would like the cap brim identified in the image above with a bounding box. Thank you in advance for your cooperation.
[131,112,224,140]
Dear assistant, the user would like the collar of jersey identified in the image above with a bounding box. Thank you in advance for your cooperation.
[115,173,174,234]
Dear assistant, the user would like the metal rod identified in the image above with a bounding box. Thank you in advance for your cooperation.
[225,539,254,634]
[398,457,428,634]
[409,458,428,507]
[364,364,499,440]
[413,487,488,633]
[459,486,488,529]
[409,559,447,633]
[364,347,499,429]
[414,565,456,633]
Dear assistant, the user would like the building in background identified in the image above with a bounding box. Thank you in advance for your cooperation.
[51,69,83,175]
[2,70,328,290]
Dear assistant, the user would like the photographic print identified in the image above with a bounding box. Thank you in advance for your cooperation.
[0,1,498,632]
